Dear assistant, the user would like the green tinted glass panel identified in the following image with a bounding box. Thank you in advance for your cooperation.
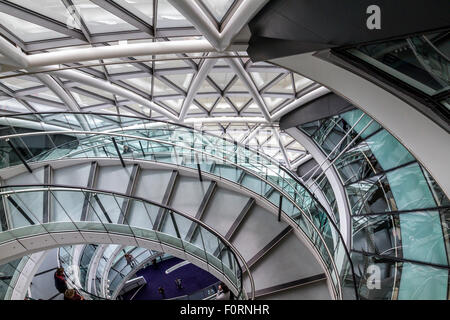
[399,211,447,265]
[367,130,414,170]
[398,263,448,300]
[387,163,436,210]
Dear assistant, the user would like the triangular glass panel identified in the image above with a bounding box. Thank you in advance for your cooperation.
[200,0,235,22]
[195,97,218,111]
[0,12,67,42]
[160,99,183,113]
[0,98,29,113]
[157,0,194,28]
[294,74,314,93]
[112,0,154,26]
[9,0,78,25]
[123,77,151,93]
[263,97,287,112]
[197,79,218,93]
[228,97,251,111]
[187,104,204,115]
[153,77,178,95]
[250,72,280,90]
[267,75,295,94]
[208,72,235,91]
[71,0,138,34]
[164,73,194,91]
[227,78,247,92]
[212,98,235,114]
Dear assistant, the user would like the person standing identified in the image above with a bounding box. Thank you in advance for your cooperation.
[64,288,84,301]
[216,282,230,300]
[158,286,166,299]
[124,253,137,268]
[54,267,68,294]
[175,278,183,290]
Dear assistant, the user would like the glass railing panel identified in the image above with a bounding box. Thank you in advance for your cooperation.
[182,241,207,262]
[126,200,154,230]
[51,190,85,222]
[157,231,184,251]
[129,226,158,242]
[213,163,242,183]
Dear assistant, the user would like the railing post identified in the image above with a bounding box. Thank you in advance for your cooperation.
[111,137,125,168]
[6,139,32,173]
[278,195,282,222]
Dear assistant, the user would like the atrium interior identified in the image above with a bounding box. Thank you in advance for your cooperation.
[0,0,448,301]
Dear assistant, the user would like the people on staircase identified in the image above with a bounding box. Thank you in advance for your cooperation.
[54,267,68,294]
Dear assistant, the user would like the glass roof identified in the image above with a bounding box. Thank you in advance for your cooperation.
[0,0,324,168]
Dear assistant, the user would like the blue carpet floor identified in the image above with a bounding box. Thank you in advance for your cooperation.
[123,257,218,300]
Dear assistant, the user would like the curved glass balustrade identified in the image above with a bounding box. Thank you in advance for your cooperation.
[298,108,450,300]
[0,112,358,300]
[0,186,248,300]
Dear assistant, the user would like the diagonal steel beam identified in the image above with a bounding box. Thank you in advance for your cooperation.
[168,0,268,51]
[35,73,91,130]
[227,54,271,122]
[45,68,178,121]
[273,128,292,169]
[0,34,28,68]
[178,53,217,122]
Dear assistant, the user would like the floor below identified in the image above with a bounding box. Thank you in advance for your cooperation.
[122,257,218,300]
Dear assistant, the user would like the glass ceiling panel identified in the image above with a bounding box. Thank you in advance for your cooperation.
[29,101,62,112]
[187,104,204,115]
[213,97,234,112]
[0,77,41,90]
[200,0,236,23]
[197,80,218,93]
[294,74,314,92]
[75,84,115,100]
[72,0,138,34]
[153,77,177,95]
[0,97,29,112]
[164,73,194,91]
[103,59,142,74]
[195,97,218,111]
[32,90,63,103]
[157,0,193,28]
[70,90,105,106]
[112,0,153,26]
[250,72,282,90]
[9,0,75,25]
[153,54,191,69]
[0,12,67,42]
[123,77,151,93]
[228,78,247,92]
[228,97,251,111]
[267,76,294,94]
[208,72,235,90]
[162,98,183,113]
[263,97,287,112]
